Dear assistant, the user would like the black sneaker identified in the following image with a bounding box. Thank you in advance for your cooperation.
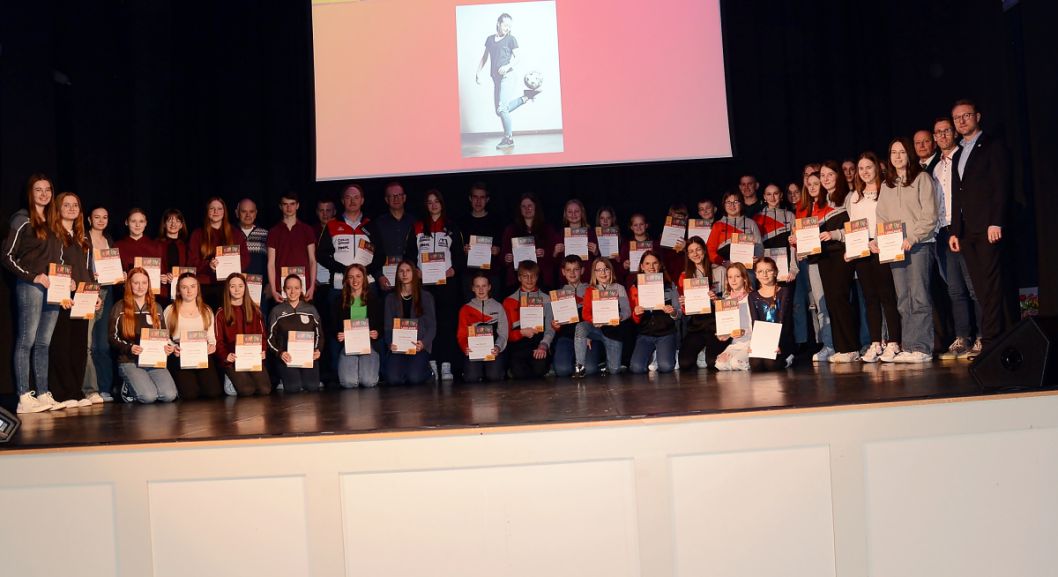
[119,381,136,404]
[599,365,609,376]
[572,364,586,379]
[496,137,515,149]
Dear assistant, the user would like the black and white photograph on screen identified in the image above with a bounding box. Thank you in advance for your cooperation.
[457,1,564,158]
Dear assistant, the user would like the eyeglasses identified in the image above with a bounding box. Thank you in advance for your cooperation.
[954,112,976,122]
[724,200,741,206]
[934,128,953,136]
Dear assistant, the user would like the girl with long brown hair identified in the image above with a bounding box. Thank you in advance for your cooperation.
[108,267,177,403]
[215,273,271,396]
[383,260,436,384]
[163,273,221,399]
[187,197,250,309]
[336,263,383,387]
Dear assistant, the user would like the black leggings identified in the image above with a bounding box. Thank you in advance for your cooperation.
[678,314,722,370]
[223,366,272,396]
[169,356,223,400]
[816,253,859,353]
[48,309,89,402]
[852,254,901,343]
[508,335,549,379]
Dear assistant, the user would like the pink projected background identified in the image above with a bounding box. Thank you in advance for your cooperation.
[313,0,730,181]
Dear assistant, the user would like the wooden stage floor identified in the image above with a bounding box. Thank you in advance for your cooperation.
[2,360,1010,451]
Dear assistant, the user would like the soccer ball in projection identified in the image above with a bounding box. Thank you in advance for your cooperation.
[524,71,543,90]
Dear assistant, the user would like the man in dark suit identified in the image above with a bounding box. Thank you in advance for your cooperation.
[948,99,1010,356]
[914,129,940,173]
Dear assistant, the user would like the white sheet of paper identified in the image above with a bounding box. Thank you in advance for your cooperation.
[70,289,99,319]
[511,237,537,266]
[235,336,263,372]
[766,248,790,279]
[247,276,264,305]
[135,258,162,294]
[47,274,71,305]
[343,320,371,355]
[468,334,495,361]
[844,228,870,261]
[179,332,210,369]
[637,281,665,310]
[138,331,168,368]
[593,298,620,325]
[392,327,419,354]
[467,236,493,269]
[286,331,315,368]
[629,248,646,273]
[688,222,712,242]
[683,283,712,315]
[519,306,544,332]
[597,233,619,259]
[352,238,374,267]
[749,321,783,360]
[715,307,742,336]
[728,241,755,268]
[550,297,579,325]
[215,250,242,281]
[420,255,448,285]
[795,226,822,256]
[94,250,124,285]
[382,263,398,287]
[877,231,905,264]
[564,230,589,259]
[660,224,685,248]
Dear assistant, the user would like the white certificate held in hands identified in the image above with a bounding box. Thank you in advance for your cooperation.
[235,334,263,372]
[682,277,712,315]
[179,330,210,369]
[511,236,537,267]
[564,227,590,260]
[391,319,419,354]
[135,257,162,295]
[467,325,496,361]
[877,222,906,264]
[420,251,448,285]
[843,219,870,261]
[93,248,124,285]
[286,330,315,368]
[728,233,755,268]
[47,263,72,305]
[637,273,666,310]
[70,282,100,320]
[353,238,375,267]
[795,217,822,258]
[215,245,242,281]
[714,298,743,337]
[749,321,783,360]
[765,248,790,279]
[592,288,621,326]
[138,328,169,368]
[519,294,545,332]
[245,274,264,305]
[688,219,712,243]
[660,216,687,248]
[629,240,653,273]
[549,289,579,325]
[596,227,620,259]
[343,319,371,355]
[467,235,493,269]
[382,257,400,286]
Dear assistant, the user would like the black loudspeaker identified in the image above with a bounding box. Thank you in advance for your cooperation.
[970,317,1058,390]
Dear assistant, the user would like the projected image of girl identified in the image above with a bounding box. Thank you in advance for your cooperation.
[457,1,564,158]
[475,12,539,150]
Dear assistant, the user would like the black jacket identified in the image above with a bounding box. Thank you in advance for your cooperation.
[951,132,1010,238]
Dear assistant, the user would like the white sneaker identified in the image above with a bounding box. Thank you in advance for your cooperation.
[673,357,680,371]
[36,391,62,411]
[862,342,883,363]
[696,350,708,368]
[965,338,983,360]
[86,392,105,404]
[440,362,454,381]
[894,350,933,363]
[57,399,79,409]
[812,347,835,363]
[880,342,901,363]
[648,352,658,372]
[76,398,93,407]
[100,392,114,402]
[17,392,49,414]
[785,354,795,368]
[829,351,861,363]
[223,376,237,397]
[428,360,438,381]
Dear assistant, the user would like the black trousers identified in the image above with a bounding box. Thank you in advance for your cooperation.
[852,254,901,344]
[169,356,223,400]
[678,314,721,370]
[817,254,860,354]
[508,335,549,379]
[463,354,506,382]
[49,309,89,402]
[425,281,463,377]
[223,366,272,396]
[959,233,1010,349]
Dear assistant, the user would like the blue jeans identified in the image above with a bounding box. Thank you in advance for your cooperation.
[574,323,623,373]
[14,280,61,396]
[493,73,526,138]
[936,228,982,339]
[117,363,177,403]
[84,286,114,395]
[385,351,431,385]
[629,333,677,374]
[890,243,935,355]
[793,267,811,344]
[552,336,599,377]
[338,350,380,388]
[806,263,833,350]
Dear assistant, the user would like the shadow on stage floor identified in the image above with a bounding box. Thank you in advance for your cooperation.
[5,360,993,450]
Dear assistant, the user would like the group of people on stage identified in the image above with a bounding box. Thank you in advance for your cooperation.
[4,99,1013,414]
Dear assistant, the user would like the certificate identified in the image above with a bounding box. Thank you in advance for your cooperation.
[280,266,306,299]
[636,273,666,310]
[70,282,100,320]
[660,216,687,248]
[728,233,755,268]
[794,217,822,258]
[749,321,783,360]
[235,334,263,372]
[467,235,493,269]
[420,251,448,285]
[549,289,580,325]
[467,325,496,361]
[688,219,712,242]
[563,227,589,260]
[629,240,653,273]
[511,236,537,267]
[353,238,375,267]
[138,328,169,368]
[714,298,743,337]
[877,221,906,264]
[382,257,400,286]
[596,227,620,259]
[245,274,264,305]
[93,248,124,285]
[682,277,712,315]
[343,319,372,355]
[519,294,545,332]
[592,288,621,326]
[179,330,210,369]
[286,330,315,367]
[843,219,870,261]
[215,245,242,280]
[47,263,72,305]
[391,319,419,354]
[765,248,790,279]
[134,257,162,294]
[172,266,196,280]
